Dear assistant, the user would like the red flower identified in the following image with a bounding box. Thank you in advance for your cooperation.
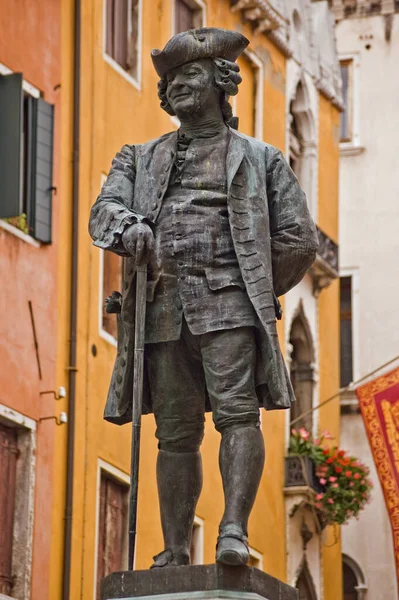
[345,470,352,477]
[338,450,346,458]
[327,458,334,464]
[354,473,361,479]
[335,467,342,473]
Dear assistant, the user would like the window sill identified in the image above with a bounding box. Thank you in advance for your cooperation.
[0,219,41,248]
[103,53,141,91]
[99,328,117,348]
[340,144,365,157]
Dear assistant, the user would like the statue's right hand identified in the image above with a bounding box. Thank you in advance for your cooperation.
[121,222,155,266]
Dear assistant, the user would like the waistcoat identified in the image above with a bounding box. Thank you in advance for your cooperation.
[145,129,257,344]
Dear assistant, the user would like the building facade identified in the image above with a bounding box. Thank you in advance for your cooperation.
[0,1,61,599]
[0,1,344,599]
[47,2,345,599]
[331,1,399,597]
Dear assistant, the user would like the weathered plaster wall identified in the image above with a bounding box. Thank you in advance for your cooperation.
[0,1,61,598]
[336,12,399,597]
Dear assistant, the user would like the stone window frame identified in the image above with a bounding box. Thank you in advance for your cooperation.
[248,546,263,570]
[171,0,207,36]
[190,515,204,565]
[234,49,264,141]
[102,0,143,91]
[339,267,360,399]
[98,173,122,348]
[93,459,130,600]
[342,553,368,600]
[0,403,36,600]
[339,53,364,157]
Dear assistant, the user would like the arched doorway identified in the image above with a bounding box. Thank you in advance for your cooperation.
[289,306,315,433]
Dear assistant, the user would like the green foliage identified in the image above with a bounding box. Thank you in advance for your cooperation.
[3,213,29,235]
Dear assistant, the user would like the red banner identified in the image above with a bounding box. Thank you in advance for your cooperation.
[356,366,399,584]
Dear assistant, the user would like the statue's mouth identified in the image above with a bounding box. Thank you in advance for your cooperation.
[173,93,190,101]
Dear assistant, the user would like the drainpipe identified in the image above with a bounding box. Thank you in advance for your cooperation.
[63,0,80,597]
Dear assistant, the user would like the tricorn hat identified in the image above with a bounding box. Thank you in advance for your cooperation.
[151,28,249,78]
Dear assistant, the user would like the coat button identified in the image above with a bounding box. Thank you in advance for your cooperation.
[116,374,122,384]
[175,317,181,325]
[157,189,162,198]
[152,202,158,211]
[120,358,126,367]
[160,176,166,185]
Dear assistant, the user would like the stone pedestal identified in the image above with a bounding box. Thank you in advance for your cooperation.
[101,564,298,600]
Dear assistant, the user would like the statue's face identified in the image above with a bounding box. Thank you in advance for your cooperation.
[165,59,220,119]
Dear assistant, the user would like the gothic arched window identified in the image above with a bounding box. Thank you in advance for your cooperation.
[289,308,315,433]
[342,554,368,600]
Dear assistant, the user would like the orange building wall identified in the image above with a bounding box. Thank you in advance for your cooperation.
[51,1,342,598]
[0,1,61,599]
[317,94,342,600]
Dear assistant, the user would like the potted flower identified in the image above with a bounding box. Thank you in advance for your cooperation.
[286,429,373,525]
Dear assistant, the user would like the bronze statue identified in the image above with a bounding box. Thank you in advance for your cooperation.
[89,28,318,569]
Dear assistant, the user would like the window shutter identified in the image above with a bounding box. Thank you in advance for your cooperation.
[175,0,195,33]
[31,98,54,243]
[0,424,18,596]
[0,73,23,219]
[114,0,128,69]
[106,0,115,57]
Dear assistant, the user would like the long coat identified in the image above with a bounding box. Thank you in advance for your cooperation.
[89,127,319,424]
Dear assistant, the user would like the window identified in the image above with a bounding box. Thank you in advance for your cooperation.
[174,0,205,34]
[105,0,140,83]
[343,561,358,600]
[235,51,263,140]
[0,73,54,242]
[190,516,204,565]
[289,310,315,433]
[0,423,18,596]
[340,276,353,388]
[342,555,367,600]
[0,406,36,600]
[248,546,263,570]
[101,250,123,340]
[296,560,317,600]
[96,472,129,600]
[340,59,353,142]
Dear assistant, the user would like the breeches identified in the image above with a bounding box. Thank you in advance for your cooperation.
[146,319,260,452]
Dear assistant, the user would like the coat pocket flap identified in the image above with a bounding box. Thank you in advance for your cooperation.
[205,267,245,291]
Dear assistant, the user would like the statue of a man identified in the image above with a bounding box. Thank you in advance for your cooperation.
[89,28,318,569]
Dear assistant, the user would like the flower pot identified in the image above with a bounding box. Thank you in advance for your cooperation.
[284,455,324,493]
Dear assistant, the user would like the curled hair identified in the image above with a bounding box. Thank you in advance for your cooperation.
[157,58,242,129]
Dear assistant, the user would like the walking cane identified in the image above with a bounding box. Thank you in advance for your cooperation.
[128,263,147,570]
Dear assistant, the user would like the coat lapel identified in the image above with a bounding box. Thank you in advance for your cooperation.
[226,128,246,190]
[135,132,178,221]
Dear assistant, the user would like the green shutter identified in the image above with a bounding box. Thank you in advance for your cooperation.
[0,73,23,219]
[31,98,54,243]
